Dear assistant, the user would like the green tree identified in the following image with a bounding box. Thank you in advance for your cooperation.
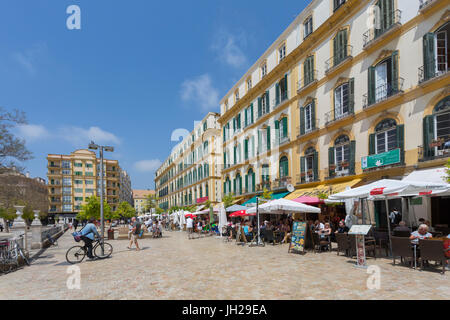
[262,188,273,200]
[116,201,135,219]
[0,207,16,232]
[155,207,164,215]
[446,159,450,183]
[77,196,111,221]
[223,193,235,208]
[144,194,158,213]
[22,204,34,226]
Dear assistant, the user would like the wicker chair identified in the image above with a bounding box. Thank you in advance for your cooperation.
[335,233,350,256]
[391,236,414,267]
[312,232,331,253]
[419,239,447,274]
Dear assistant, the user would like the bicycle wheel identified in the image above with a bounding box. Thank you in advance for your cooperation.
[94,242,113,259]
[66,246,86,264]
[18,248,30,266]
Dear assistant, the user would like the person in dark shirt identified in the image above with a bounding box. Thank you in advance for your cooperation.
[393,221,411,236]
[335,220,349,234]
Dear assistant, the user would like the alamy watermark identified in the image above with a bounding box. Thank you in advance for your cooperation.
[66,5,81,30]
[66,265,81,290]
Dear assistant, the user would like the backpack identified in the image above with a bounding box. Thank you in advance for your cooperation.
[72,231,82,242]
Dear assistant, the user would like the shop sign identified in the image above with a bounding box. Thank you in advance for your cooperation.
[289,221,307,254]
[361,148,401,170]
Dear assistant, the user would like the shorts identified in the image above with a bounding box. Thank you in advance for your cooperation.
[187,227,193,233]
[130,233,138,242]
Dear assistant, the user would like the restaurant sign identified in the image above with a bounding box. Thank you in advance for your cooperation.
[361,148,401,170]
[289,221,307,254]
[196,197,209,204]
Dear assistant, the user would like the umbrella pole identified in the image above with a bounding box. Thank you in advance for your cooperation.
[385,199,393,257]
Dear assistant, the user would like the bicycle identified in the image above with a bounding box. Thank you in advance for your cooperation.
[66,237,113,264]
[0,236,30,273]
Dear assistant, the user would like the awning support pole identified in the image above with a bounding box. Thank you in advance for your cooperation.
[385,199,393,257]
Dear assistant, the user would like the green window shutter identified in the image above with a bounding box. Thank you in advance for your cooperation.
[275,82,280,105]
[266,91,270,113]
[284,74,288,100]
[258,130,262,154]
[300,156,306,183]
[252,172,256,192]
[239,176,242,194]
[233,146,237,165]
[258,97,262,117]
[423,33,435,81]
[275,120,280,145]
[233,117,236,132]
[223,152,227,167]
[369,133,376,155]
[368,66,376,106]
[267,126,271,151]
[328,147,335,177]
[333,34,338,66]
[223,182,226,195]
[233,178,236,194]
[250,103,254,123]
[238,113,241,129]
[244,139,248,160]
[396,124,405,164]
[300,106,305,135]
[342,29,348,58]
[313,151,319,181]
[245,174,248,192]
[245,108,248,127]
[423,115,435,159]
[311,100,316,130]
[348,78,355,114]
[282,117,288,138]
[349,140,356,175]
[391,51,399,93]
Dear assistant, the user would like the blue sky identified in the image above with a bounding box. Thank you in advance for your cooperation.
[1,0,309,189]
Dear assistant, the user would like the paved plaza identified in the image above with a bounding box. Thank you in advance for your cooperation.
[0,230,448,300]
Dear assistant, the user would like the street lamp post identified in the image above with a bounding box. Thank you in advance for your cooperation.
[89,141,114,256]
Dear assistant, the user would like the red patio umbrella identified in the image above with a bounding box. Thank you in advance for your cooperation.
[291,196,324,205]
[185,213,196,219]
[229,210,256,217]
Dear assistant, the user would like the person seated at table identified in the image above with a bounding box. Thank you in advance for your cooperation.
[424,220,435,233]
[319,223,332,239]
[393,221,411,236]
[243,223,253,242]
[335,220,349,234]
[281,222,291,243]
[314,220,324,232]
[410,224,433,244]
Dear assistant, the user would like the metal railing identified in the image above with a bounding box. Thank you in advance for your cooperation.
[325,45,353,73]
[297,119,320,137]
[272,90,289,108]
[363,9,402,48]
[296,172,317,185]
[273,177,292,189]
[363,77,404,108]
[324,109,354,126]
[418,143,450,162]
[419,59,449,84]
[298,70,318,92]
[419,0,436,10]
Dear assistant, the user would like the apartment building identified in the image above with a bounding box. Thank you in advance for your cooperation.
[133,189,156,215]
[155,112,222,210]
[218,0,449,224]
[47,149,133,215]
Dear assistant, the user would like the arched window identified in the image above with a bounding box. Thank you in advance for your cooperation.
[199,186,203,198]
[279,156,289,179]
[301,147,318,183]
[198,165,202,181]
[203,141,209,154]
[261,164,270,190]
[203,163,209,177]
[235,173,242,195]
[224,177,231,195]
[375,119,397,154]
[334,135,350,172]
[424,96,450,158]
[423,22,450,81]
[246,168,255,193]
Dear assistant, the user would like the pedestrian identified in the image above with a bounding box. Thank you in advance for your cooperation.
[80,218,100,260]
[0,222,3,232]
[73,219,79,231]
[128,217,141,251]
[186,216,194,239]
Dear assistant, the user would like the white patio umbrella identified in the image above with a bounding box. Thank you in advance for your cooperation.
[246,198,320,214]
[179,211,186,231]
[218,204,227,237]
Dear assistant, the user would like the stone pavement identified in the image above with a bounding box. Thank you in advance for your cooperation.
[0,230,448,300]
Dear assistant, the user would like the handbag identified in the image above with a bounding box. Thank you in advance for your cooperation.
[72,231,82,242]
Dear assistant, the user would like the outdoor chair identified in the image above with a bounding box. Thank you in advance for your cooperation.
[418,239,447,274]
[393,230,411,238]
[373,231,390,257]
[391,236,415,267]
[335,233,349,256]
[311,232,331,253]
[262,229,277,245]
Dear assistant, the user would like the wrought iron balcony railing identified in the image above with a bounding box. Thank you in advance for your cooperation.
[298,70,318,92]
[272,90,289,108]
[419,0,436,10]
[297,119,320,138]
[273,177,292,189]
[363,9,402,48]
[325,45,353,73]
[324,109,354,126]
[363,77,404,109]
[419,59,449,84]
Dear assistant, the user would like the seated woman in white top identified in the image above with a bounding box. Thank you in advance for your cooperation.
[409,224,433,244]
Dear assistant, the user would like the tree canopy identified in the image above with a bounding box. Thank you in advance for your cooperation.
[77,196,113,220]
[223,193,235,208]
[116,201,135,219]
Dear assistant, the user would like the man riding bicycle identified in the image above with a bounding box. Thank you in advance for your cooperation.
[80,218,100,260]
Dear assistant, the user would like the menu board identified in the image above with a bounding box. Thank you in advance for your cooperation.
[289,221,307,254]
[348,225,372,235]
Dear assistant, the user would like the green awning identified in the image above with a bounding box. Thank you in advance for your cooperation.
[243,191,291,205]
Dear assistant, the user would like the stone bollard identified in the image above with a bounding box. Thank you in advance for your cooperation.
[31,225,43,249]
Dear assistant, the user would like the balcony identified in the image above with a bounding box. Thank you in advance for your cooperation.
[297,119,320,138]
[273,176,292,190]
[278,134,291,146]
[325,45,353,73]
[363,10,402,49]
[418,140,450,162]
[272,90,289,109]
[296,172,318,185]
[50,199,61,203]
[48,164,60,168]
[363,78,404,109]
[325,109,354,126]
[419,59,449,84]
[419,0,437,11]
[297,70,318,92]
[325,163,351,180]
[256,181,271,192]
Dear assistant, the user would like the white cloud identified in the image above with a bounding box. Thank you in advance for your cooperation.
[212,30,248,68]
[180,74,219,111]
[16,124,50,142]
[134,159,162,172]
[12,43,47,75]
[60,126,121,146]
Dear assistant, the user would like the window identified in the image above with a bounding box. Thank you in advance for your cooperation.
[300,147,318,183]
[333,29,348,67]
[85,180,94,185]
[304,16,313,38]
[279,156,289,179]
[62,170,71,175]
[423,96,450,158]
[275,75,288,105]
[279,44,286,62]
[368,52,398,105]
[245,104,254,127]
[86,163,93,168]
[203,121,207,132]
[74,163,82,168]
[334,83,349,119]
[262,164,270,189]
[246,169,255,193]
[75,171,82,176]
[235,90,239,102]
[247,78,252,91]
[334,0,346,11]
[304,103,313,132]
[375,119,397,154]
[261,63,267,78]
[258,92,270,118]
[62,161,71,169]
[334,135,350,173]
[303,55,315,87]
[422,22,450,82]
[63,178,71,186]
[74,188,83,193]
[75,197,83,202]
